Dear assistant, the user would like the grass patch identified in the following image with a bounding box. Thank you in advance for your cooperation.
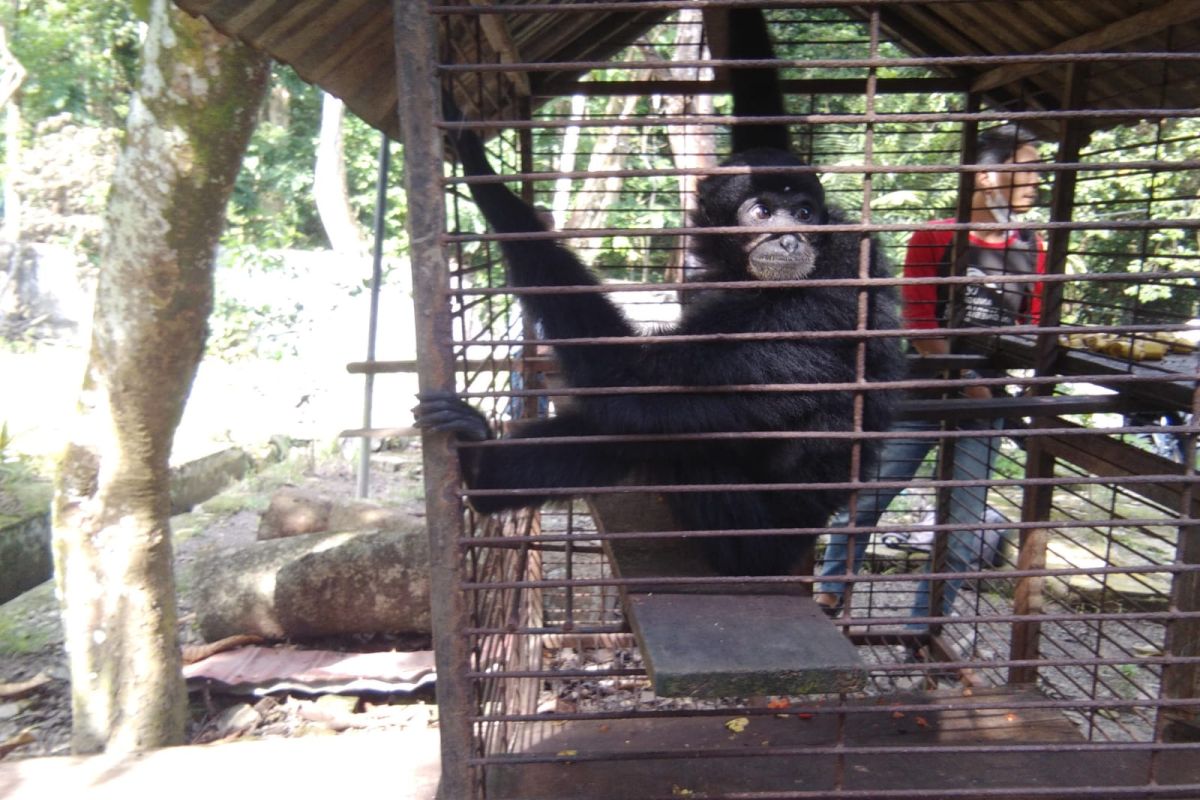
[0,611,54,655]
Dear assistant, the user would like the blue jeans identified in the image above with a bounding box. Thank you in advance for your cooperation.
[816,417,1001,630]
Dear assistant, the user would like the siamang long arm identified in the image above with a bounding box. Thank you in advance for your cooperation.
[727,8,790,154]
[444,104,637,368]
[417,395,632,514]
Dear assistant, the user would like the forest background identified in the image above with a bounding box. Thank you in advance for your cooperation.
[4,2,1198,449]
[1,0,1196,517]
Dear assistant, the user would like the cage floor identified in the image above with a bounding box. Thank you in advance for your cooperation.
[486,686,1198,799]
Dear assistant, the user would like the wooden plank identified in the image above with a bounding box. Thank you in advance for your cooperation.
[1036,418,1198,516]
[487,687,1200,799]
[972,0,1200,92]
[898,393,1128,421]
[987,334,1197,411]
[468,0,531,97]
[589,494,865,697]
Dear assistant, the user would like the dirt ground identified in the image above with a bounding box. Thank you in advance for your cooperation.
[0,446,438,761]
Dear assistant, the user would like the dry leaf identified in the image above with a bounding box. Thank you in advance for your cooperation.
[724,717,749,733]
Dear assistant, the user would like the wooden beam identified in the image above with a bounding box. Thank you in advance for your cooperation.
[971,0,1200,93]
[534,76,967,98]
[590,494,867,698]
[467,0,531,97]
[1035,419,1198,518]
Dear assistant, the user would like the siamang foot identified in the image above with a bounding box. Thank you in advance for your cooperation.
[412,391,492,442]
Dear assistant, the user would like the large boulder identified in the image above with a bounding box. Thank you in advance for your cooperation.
[192,524,431,641]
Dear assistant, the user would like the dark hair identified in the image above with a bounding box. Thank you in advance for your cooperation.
[975,123,1040,165]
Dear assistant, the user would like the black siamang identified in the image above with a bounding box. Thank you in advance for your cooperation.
[415,10,905,577]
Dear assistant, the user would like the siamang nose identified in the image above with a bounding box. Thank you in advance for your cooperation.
[779,234,802,254]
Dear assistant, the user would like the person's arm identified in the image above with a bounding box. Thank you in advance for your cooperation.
[903,227,990,399]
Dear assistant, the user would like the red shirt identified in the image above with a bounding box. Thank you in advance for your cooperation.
[902,220,1047,331]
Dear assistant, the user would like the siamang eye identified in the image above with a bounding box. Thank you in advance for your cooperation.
[796,205,814,222]
[750,203,771,221]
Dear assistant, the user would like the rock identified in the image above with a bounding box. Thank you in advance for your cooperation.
[192,524,431,641]
[0,511,52,605]
[257,487,334,540]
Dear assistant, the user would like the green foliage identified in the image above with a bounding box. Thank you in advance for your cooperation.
[223,65,407,259]
[0,423,50,519]
[0,422,34,486]
[5,1,141,129]
[224,66,324,249]
[204,246,302,362]
[1063,117,1200,325]
[0,613,52,655]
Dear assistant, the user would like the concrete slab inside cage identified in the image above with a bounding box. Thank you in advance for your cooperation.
[628,592,866,697]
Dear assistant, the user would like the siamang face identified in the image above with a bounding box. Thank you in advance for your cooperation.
[696,148,828,281]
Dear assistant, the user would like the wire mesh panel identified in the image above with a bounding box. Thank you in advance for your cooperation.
[400,1,1200,797]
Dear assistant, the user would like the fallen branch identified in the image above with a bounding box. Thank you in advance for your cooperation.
[182,634,266,665]
[0,729,35,760]
[0,673,50,701]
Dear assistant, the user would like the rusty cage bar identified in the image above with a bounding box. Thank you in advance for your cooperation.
[394,1,1200,797]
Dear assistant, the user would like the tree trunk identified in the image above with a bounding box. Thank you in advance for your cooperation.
[647,9,715,283]
[51,0,269,755]
[315,92,368,257]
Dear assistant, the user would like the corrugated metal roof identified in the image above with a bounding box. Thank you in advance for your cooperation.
[172,1,1200,138]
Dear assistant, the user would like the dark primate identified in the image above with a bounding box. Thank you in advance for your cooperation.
[415,10,905,576]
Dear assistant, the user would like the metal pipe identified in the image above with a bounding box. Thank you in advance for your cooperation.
[356,133,391,499]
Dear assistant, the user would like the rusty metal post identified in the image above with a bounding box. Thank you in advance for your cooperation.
[927,94,981,637]
[393,2,480,798]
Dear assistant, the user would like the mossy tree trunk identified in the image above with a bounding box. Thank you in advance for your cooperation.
[51,0,269,755]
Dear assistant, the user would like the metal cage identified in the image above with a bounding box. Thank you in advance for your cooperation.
[389,2,1200,797]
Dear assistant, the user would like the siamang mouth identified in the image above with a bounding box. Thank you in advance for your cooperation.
[747,236,817,281]
[748,256,816,281]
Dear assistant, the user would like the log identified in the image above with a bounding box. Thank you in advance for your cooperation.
[192,526,430,641]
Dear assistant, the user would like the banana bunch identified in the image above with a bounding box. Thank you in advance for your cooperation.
[1059,331,1196,362]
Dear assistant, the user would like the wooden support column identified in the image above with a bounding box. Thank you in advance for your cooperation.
[394,2,480,798]
[1008,62,1089,686]
[1160,516,1200,742]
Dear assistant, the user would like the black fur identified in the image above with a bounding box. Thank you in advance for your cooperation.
[418,11,905,576]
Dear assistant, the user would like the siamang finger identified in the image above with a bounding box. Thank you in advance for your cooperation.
[413,414,488,442]
[415,389,463,403]
[412,407,471,427]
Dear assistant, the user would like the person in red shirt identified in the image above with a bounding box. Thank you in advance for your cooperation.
[816,124,1046,642]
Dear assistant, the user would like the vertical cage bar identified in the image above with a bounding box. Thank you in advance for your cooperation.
[393,1,480,797]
